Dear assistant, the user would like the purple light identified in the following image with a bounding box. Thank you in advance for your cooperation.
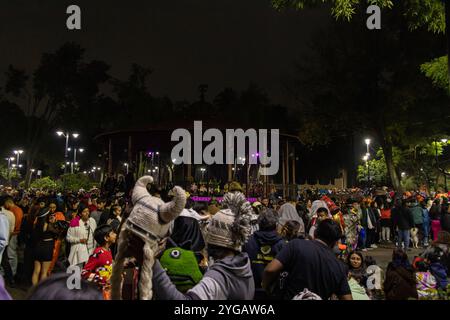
[256,153,260,157]
[191,196,257,203]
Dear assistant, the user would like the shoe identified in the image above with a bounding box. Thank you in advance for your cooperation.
[361,248,368,252]
[370,244,378,249]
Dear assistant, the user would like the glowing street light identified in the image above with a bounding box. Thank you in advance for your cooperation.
[56,131,79,163]
[441,138,448,144]
[124,163,129,174]
[13,150,24,166]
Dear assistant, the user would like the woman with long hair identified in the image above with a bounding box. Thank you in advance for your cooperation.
[31,208,59,285]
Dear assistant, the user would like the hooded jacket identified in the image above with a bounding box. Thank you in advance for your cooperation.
[243,230,284,289]
[410,204,424,225]
[152,252,254,300]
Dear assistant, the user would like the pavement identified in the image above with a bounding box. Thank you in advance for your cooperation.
[4,242,425,300]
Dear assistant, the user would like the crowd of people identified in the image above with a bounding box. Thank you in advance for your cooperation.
[0,181,449,300]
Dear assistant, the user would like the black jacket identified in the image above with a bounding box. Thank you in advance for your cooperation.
[391,207,414,230]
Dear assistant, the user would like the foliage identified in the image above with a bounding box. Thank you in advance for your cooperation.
[421,56,449,90]
[30,177,58,190]
[403,0,445,34]
[271,0,443,33]
[58,173,94,192]
[271,0,393,21]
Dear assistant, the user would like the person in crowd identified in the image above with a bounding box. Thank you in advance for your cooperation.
[383,248,418,300]
[151,184,255,300]
[262,219,352,300]
[391,199,414,250]
[414,259,438,300]
[27,272,104,300]
[66,205,97,268]
[90,198,106,226]
[277,197,305,237]
[280,220,302,241]
[3,197,23,281]
[347,251,366,284]
[243,208,284,299]
[106,205,122,233]
[0,206,10,272]
[170,198,206,262]
[440,204,450,233]
[31,208,60,285]
[82,224,117,299]
[361,201,378,249]
[420,230,450,291]
[379,200,392,243]
[409,198,424,246]
[47,202,67,275]
[307,207,329,239]
[0,196,15,286]
[421,200,431,247]
[429,199,442,241]
[343,198,360,251]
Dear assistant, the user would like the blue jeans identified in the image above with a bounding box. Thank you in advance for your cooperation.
[398,229,410,249]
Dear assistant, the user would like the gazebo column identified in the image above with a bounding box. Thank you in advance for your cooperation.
[282,142,286,198]
[285,140,290,197]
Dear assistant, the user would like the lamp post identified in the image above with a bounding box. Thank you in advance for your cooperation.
[124,163,129,174]
[363,155,369,185]
[67,147,84,173]
[13,150,23,166]
[441,139,448,192]
[200,167,206,181]
[57,131,79,172]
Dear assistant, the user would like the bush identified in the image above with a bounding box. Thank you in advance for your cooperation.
[30,177,58,190]
[58,173,94,192]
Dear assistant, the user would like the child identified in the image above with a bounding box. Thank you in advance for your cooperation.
[81,224,117,297]
[414,259,438,300]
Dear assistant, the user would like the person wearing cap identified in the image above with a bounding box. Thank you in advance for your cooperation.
[151,183,255,299]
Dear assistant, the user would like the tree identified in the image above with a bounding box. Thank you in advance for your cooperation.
[284,8,449,192]
[271,0,450,92]
[2,43,110,187]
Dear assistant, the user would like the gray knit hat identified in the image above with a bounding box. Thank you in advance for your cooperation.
[206,191,253,252]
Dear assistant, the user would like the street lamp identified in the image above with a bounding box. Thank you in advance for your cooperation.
[365,138,371,154]
[56,131,79,161]
[13,150,24,166]
[200,167,206,181]
[124,163,129,174]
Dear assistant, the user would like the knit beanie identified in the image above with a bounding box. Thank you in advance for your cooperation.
[206,191,253,252]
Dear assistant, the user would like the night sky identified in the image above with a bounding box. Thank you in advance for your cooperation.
[0,0,329,104]
[1,1,364,183]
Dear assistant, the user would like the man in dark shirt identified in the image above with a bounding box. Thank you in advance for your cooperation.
[262,219,352,300]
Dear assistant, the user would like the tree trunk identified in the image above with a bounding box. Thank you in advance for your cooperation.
[381,140,402,193]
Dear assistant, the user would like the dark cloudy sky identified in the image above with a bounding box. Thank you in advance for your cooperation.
[0,0,329,104]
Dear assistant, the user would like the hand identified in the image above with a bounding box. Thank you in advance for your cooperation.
[80,239,87,244]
